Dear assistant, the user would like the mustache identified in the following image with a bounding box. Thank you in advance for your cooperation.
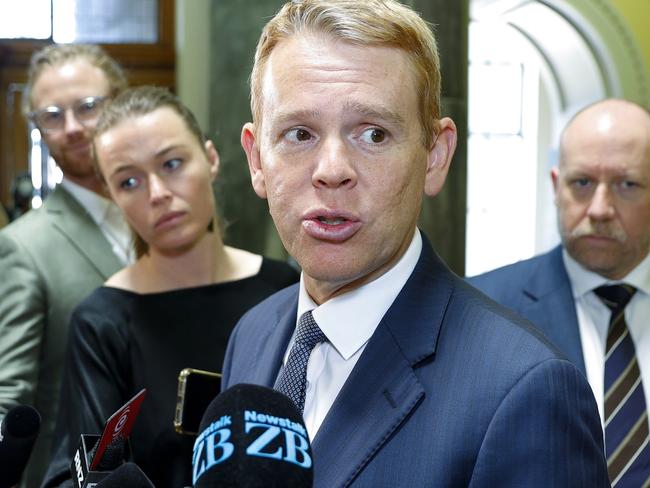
[569,221,627,243]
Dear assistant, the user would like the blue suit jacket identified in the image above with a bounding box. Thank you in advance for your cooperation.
[469,246,586,375]
[222,239,608,487]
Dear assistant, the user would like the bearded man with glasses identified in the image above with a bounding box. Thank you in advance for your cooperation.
[0,44,131,488]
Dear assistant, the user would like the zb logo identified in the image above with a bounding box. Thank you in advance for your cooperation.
[73,450,84,485]
[192,411,311,484]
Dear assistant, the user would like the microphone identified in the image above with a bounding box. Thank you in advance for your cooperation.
[95,462,154,487]
[71,389,147,487]
[87,436,126,472]
[0,405,41,488]
[192,384,313,487]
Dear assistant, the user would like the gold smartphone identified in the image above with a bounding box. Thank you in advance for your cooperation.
[174,368,222,435]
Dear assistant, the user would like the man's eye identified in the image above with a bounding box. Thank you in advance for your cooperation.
[360,128,386,144]
[77,101,98,115]
[286,128,313,142]
[163,158,182,171]
[620,180,640,189]
[40,110,64,123]
[120,177,139,190]
[572,178,591,188]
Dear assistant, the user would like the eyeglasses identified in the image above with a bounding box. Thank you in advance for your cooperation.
[29,96,108,133]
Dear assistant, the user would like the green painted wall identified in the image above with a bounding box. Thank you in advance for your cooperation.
[611,0,650,82]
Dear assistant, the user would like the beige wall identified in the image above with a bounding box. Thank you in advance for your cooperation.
[175,0,211,130]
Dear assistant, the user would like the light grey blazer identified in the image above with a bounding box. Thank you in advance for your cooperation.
[0,186,122,487]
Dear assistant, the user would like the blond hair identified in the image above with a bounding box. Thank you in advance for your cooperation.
[24,44,127,115]
[250,0,441,147]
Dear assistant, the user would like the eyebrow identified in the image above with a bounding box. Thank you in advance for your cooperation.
[109,163,137,178]
[342,101,406,127]
[270,102,406,128]
[271,109,322,128]
[155,144,184,159]
[108,144,185,177]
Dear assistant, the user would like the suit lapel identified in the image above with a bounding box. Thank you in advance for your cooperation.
[312,237,453,487]
[520,246,586,373]
[45,187,122,278]
[250,292,299,387]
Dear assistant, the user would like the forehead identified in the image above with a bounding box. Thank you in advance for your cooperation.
[259,33,417,123]
[561,108,650,175]
[31,59,110,109]
[96,107,195,155]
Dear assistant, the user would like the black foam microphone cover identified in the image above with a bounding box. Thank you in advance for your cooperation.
[192,384,313,487]
[0,405,41,488]
[95,462,155,487]
[88,438,126,471]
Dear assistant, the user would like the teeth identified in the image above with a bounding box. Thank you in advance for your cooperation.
[318,217,346,225]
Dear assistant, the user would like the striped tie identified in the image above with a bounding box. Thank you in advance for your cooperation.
[274,311,327,413]
[595,284,650,487]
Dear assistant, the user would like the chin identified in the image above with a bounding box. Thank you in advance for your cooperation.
[578,253,622,277]
[304,258,376,289]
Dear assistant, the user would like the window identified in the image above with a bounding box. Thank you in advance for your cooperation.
[465,19,542,276]
[0,0,158,44]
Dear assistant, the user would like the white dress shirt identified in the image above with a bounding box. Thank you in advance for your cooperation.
[563,249,650,424]
[279,229,422,440]
[60,179,134,265]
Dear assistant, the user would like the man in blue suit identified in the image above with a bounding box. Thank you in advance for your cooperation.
[471,99,650,486]
[222,1,609,486]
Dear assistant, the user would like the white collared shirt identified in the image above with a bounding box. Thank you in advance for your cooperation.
[563,249,650,424]
[60,179,134,265]
[280,229,422,440]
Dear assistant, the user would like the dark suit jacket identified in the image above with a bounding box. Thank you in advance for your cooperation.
[469,245,586,375]
[0,186,122,487]
[222,238,608,487]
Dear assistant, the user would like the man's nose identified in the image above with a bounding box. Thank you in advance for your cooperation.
[312,137,357,189]
[586,183,615,220]
[63,108,84,135]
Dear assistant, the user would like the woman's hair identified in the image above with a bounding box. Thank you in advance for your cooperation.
[249,0,442,147]
[95,85,206,148]
[94,86,213,258]
[23,43,127,115]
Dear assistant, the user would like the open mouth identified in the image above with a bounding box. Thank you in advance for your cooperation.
[303,211,361,242]
[316,216,348,225]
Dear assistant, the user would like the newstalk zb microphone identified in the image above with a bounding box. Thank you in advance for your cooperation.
[192,384,313,487]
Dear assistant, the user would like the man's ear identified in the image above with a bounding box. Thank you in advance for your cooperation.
[424,117,457,197]
[550,167,559,190]
[550,167,560,204]
[204,140,220,181]
[241,122,267,199]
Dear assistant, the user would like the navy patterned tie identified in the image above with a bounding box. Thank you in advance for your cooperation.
[595,284,650,486]
[274,311,327,412]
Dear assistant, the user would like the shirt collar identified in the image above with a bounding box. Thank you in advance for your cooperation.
[59,178,113,226]
[562,247,650,298]
[297,228,422,360]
